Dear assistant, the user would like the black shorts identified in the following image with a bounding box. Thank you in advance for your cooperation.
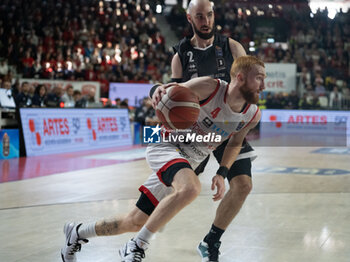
[136,192,156,216]
[194,139,253,180]
[137,160,192,216]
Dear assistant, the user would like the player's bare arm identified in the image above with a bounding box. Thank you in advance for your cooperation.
[181,76,218,100]
[229,38,246,59]
[171,53,183,79]
[221,110,261,169]
[211,110,261,201]
[151,76,217,108]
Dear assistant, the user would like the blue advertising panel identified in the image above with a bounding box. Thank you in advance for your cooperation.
[0,129,19,159]
[20,108,132,156]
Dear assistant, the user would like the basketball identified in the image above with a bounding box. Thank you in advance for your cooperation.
[156,85,200,130]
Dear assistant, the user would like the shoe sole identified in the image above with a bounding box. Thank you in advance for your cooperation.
[197,244,208,262]
[118,248,125,262]
[61,222,74,262]
[61,251,66,262]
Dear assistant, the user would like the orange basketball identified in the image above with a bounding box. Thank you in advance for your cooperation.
[156,85,200,130]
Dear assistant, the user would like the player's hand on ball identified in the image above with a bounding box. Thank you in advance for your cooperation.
[151,83,177,108]
[211,175,225,201]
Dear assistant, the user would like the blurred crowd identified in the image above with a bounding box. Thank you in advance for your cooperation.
[0,79,111,109]
[0,0,172,98]
[0,0,349,111]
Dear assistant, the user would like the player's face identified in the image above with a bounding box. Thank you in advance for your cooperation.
[189,5,215,40]
[239,65,266,104]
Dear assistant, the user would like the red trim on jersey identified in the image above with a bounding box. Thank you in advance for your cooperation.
[242,104,251,114]
[243,107,260,130]
[224,83,229,103]
[156,158,190,186]
[200,79,220,107]
[139,185,159,206]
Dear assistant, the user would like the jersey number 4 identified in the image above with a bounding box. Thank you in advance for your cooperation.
[210,107,221,119]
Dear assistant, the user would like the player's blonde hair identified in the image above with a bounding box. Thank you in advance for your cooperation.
[230,55,265,78]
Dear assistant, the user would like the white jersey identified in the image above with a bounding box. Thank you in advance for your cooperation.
[165,79,259,162]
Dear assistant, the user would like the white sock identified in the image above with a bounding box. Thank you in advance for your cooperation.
[78,222,97,239]
[134,226,153,249]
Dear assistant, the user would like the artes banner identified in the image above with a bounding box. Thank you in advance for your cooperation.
[260,109,350,147]
[20,108,132,156]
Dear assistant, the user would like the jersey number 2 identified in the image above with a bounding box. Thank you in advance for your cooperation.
[210,107,221,119]
[187,51,194,62]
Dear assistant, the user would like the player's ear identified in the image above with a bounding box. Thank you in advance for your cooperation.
[237,72,245,83]
[186,13,192,23]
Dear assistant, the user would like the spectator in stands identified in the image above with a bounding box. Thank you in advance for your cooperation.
[310,93,321,109]
[115,97,121,108]
[11,79,20,98]
[32,84,47,108]
[287,90,300,109]
[85,89,98,108]
[342,87,350,110]
[299,93,312,109]
[46,86,63,108]
[103,99,113,108]
[329,86,343,109]
[15,82,32,108]
[134,97,156,126]
[314,79,326,96]
[0,59,9,77]
[265,92,273,109]
[120,99,129,109]
[62,85,75,107]
[1,79,11,91]
[73,90,84,108]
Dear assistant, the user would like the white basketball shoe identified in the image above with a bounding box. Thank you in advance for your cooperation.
[61,222,89,262]
[119,238,147,262]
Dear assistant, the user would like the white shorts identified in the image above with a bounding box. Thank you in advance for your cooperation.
[138,143,205,207]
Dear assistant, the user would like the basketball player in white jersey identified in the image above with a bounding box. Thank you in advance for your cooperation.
[61,56,265,262]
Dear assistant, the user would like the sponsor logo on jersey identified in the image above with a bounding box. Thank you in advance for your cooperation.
[236,120,245,131]
[217,58,225,70]
[202,117,213,128]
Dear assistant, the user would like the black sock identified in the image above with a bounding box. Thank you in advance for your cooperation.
[204,224,225,244]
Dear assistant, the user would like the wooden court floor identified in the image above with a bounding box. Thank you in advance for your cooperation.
[0,145,349,262]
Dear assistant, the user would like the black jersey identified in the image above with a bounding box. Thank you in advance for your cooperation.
[173,34,233,83]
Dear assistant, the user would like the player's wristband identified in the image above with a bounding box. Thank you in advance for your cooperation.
[216,166,229,178]
[171,78,182,83]
[149,84,161,98]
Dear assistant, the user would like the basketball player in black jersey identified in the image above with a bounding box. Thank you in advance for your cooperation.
[172,1,257,261]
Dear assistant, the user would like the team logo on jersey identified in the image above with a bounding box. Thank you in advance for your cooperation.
[217,58,225,70]
[189,63,197,72]
[202,117,213,128]
[215,46,223,57]
[236,120,245,131]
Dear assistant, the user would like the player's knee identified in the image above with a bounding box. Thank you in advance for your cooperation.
[238,182,252,196]
[176,181,201,202]
[230,175,252,196]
